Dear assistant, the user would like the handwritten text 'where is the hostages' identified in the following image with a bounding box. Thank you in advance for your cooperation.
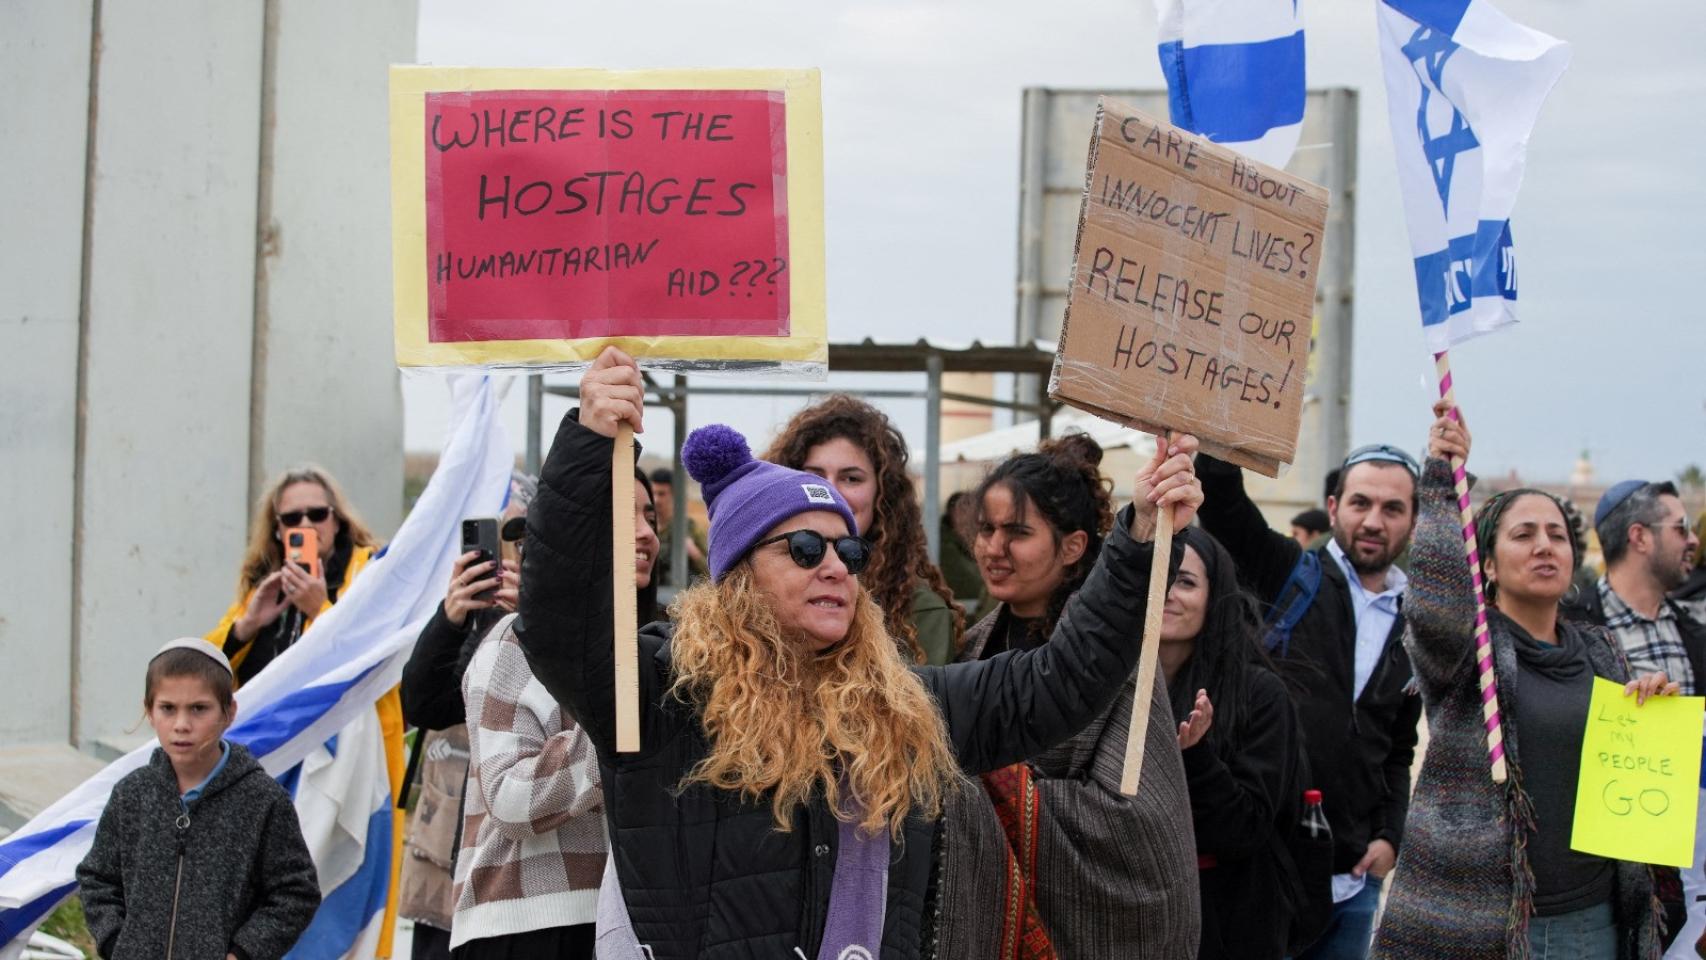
[427,100,783,299]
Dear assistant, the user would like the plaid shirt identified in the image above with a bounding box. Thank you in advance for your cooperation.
[451,614,606,949]
[1599,577,1696,694]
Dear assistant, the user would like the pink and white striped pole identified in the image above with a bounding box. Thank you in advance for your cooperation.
[1434,350,1508,784]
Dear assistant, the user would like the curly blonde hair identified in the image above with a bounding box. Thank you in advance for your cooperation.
[666,566,962,839]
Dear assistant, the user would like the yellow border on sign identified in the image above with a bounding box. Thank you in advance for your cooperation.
[388,66,827,370]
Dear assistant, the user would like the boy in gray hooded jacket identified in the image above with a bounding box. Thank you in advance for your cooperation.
[77,638,319,959]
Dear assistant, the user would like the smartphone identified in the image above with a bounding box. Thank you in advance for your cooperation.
[286,527,321,580]
[461,517,501,602]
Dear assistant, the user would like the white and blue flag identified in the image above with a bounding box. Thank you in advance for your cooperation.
[1155,0,1306,169]
[1378,0,1569,351]
[284,708,396,959]
[0,375,514,959]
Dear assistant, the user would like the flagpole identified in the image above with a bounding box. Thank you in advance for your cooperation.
[1434,350,1508,784]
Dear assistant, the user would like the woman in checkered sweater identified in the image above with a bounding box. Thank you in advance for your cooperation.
[1371,405,1668,959]
[448,468,661,960]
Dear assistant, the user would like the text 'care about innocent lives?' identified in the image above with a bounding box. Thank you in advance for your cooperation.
[1050,99,1329,476]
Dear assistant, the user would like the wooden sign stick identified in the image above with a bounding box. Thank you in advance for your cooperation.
[1119,498,1175,796]
[612,422,640,753]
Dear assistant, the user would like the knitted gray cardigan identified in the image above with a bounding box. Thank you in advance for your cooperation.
[77,742,320,960]
[1371,459,1659,960]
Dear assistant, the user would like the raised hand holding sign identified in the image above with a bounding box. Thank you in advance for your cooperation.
[1049,100,1325,794]
[1121,431,1205,794]
[390,66,826,377]
[391,68,828,752]
[1571,676,1702,868]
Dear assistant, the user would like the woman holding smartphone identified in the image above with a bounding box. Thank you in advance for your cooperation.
[206,465,380,683]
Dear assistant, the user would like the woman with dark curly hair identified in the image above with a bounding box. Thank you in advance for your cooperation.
[764,394,964,664]
[936,433,1202,958]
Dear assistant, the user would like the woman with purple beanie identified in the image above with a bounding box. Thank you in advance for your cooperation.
[514,347,1204,959]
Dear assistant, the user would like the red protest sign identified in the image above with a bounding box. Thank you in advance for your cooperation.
[423,89,789,343]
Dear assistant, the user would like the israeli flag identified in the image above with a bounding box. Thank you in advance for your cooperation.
[284,710,394,959]
[0,375,514,959]
[1378,0,1570,351]
[1155,0,1305,169]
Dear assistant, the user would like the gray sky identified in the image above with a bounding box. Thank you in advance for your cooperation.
[407,0,1706,486]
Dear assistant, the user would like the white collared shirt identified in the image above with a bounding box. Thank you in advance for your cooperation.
[1327,539,1407,701]
[1325,539,1407,903]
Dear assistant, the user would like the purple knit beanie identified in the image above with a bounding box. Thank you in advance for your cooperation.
[682,424,859,581]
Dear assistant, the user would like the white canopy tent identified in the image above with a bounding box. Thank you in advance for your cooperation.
[939,409,1157,464]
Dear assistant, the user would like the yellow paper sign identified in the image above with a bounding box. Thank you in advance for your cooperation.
[1571,676,1705,868]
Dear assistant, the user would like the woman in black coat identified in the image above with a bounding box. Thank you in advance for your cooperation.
[514,347,1205,960]
[1160,526,1308,960]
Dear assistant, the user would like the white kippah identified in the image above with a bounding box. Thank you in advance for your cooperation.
[152,637,234,677]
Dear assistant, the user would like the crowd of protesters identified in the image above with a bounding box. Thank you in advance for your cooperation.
[78,345,1706,960]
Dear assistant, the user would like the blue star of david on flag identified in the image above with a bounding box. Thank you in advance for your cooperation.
[1402,26,1480,213]
[1377,0,1569,350]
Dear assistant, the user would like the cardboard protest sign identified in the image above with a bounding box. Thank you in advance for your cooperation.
[1572,677,1704,868]
[389,67,826,373]
[1048,98,1328,476]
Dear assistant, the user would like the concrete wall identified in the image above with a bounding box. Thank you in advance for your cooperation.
[256,0,413,536]
[0,1,415,750]
[0,1,94,746]
[77,2,267,748]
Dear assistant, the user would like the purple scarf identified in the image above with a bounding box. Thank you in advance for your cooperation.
[815,811,888,960]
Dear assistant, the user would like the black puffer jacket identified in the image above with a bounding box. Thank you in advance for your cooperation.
[77,742,320,960]
[1175,666,1303,960]
[400,603,498,731]
[516,413,1167,960]
[1197,454,1422,874]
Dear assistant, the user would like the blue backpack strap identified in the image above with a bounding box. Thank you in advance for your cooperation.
[1263,550,1322,658]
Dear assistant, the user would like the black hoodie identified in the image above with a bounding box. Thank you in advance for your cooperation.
[77,741,319,960]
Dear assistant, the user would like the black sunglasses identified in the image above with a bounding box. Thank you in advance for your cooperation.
[278,507,333,527]
[752,530,871,576]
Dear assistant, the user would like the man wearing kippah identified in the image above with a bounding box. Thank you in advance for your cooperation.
[1197,445,1425,960]
[1561,479,1706,947]
[1563,479,1706,694]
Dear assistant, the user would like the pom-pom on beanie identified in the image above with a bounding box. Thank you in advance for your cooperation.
[681,424,858,581]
